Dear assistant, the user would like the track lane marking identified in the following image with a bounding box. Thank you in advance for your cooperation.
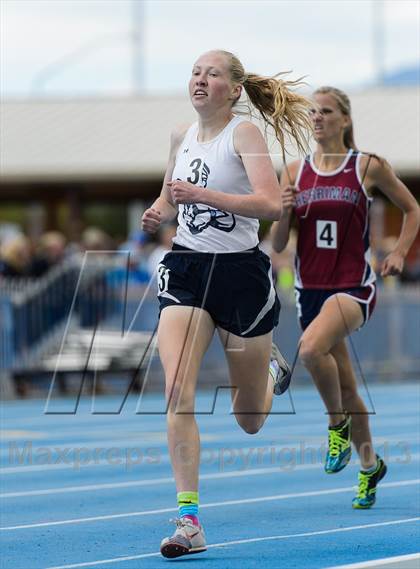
[1,479,418,531]
[44,518,420,569]
[325,552,420,568]
[2,454,419,497]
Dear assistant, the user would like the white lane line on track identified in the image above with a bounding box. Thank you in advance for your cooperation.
[325,552,420,568]
[1,479,418,531]
[44,518,420,569]
[1,465,321,497]
[3,414,418,440]
[2,454,420,498]
[2,412,418,445]
[1,409,301,431]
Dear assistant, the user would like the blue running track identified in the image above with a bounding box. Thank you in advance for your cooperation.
[1,383,419,569]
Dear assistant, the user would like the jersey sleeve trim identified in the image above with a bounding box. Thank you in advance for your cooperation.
[229,115,253,157]
[174,123,197,162]
[294,157,306,190]
[356,152,373,202]
[309,148,353,177]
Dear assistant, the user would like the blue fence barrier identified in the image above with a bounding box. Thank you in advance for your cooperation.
[0,255,120,371]
[1,253,419,380]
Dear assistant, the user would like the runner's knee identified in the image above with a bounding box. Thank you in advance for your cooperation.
[299,336,325,366]
[234,414,264,435]
[165,378,195,413]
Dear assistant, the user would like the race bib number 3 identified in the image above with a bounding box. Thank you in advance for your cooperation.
[316,220,337,249]
[157,264,170,294]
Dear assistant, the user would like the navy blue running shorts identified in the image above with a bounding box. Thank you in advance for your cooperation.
[295,283,377,330]
[156,244,280,338]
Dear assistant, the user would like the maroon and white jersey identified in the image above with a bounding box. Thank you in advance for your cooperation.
[294,149,376,289]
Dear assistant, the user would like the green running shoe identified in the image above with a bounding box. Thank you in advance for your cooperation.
[352,455,387,509]
[325,416,352,474]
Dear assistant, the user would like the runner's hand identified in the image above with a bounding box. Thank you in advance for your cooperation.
[381,251,404,277]
[281,185,297,216]
[167,180,201,205]
[141,208,161,234]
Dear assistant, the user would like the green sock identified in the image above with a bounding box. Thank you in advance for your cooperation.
[177,491,199,520]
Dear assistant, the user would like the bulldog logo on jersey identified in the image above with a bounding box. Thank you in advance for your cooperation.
[182,204,236,235]
[183,158,236,234]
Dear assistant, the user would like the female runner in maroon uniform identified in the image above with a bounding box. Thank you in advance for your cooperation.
[272,86,419,508]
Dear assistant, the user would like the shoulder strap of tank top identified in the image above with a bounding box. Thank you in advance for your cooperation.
[177,122,197,153]
[222,114,245,136]
[360,152,373,186]
[186,121,198,141]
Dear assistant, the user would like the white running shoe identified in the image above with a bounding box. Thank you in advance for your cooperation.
[160,517,207,558]
[270,343,292,395]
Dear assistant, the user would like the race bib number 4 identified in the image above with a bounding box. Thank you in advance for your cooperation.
[316,220,337,249]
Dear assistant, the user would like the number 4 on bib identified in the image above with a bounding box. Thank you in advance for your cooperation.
[316,220,337,249]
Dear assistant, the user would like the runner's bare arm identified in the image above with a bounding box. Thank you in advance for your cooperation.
[141,124,190,233]
[271,160,300,252]
[364,156,419,276]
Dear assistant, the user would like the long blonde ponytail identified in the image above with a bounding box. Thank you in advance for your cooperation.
[244,73,312,155]
[218,50,313,155]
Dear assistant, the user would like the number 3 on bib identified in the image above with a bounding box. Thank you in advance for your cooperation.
[316,220,337,249]
[157,264,170,294]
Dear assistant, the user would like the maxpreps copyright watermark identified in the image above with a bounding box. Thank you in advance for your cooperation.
[7,440,412,471]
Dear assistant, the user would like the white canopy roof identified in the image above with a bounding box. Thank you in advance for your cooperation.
[1,87,419,182]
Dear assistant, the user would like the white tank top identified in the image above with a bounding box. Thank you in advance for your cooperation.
[172,115,260,252]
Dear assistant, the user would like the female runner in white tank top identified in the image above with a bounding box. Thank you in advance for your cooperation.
[141,50,312,558]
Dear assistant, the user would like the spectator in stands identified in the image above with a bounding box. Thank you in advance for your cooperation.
[118,230,150,281]
[81,227,113,252]
[0,235,32,278]
[0,223,22,249]
[30,231,67,277]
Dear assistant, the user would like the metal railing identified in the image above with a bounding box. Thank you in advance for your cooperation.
[0,254,122,371]
[1,254,419,381]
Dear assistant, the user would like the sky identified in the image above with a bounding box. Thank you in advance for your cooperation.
[1,0,419,98]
